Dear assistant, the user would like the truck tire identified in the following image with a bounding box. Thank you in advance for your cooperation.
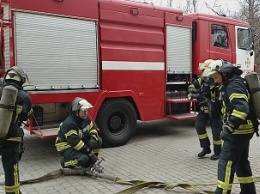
[96,98,137,147]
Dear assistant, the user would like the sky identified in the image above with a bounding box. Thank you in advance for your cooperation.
[134,0,240,14]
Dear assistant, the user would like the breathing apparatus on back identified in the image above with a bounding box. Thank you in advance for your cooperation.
[0,66,27,138]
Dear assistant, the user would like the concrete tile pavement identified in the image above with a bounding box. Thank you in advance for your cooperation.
[0,119,259,193]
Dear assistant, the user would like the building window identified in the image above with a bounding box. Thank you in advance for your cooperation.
[211,25,228,49]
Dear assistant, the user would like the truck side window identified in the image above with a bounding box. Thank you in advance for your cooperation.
[237,28,251,50]
[211,24,228,49]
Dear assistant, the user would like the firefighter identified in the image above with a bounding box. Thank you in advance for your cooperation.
[55,97,102,168]
[0,66,33,194]
[207,60,257,194]
[188,59,222,160]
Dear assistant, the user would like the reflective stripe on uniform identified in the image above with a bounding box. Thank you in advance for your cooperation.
[231,109,247,120]
[200,106,209,113]
[74,140,84,150]
[14,105,23,123]
[217,180,232,192]
[229,93,248,102]
[93,148,101,154]
[217,160,233,193]
[233,128,255,134]
[7,137,22,142]
[27,108,33,117]
[213,140,222,145]
[65,130,78,138]
[55,142,71,152]
[64,159,78,167]
[198,133,208,139]
[233,121,255,134]
[238,176,254,184]
[5,163,20,193]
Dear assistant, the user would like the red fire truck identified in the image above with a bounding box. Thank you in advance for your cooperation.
[0,0,255,147]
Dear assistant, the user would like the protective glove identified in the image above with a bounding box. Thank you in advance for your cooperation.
[220,123,235,141]
[187,93,200,100]
[199,99,208,106]
[88,136,98,149]
[89,154,98,164]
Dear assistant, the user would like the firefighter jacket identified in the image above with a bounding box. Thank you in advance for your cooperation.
[0,82,32,143]
[221,75,256,134]
[188,77,220,115]
[55,113,99,154]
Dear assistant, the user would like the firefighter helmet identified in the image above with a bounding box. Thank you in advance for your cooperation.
[4,66,27,85]
[218,62,243,76]
[71,97,93,111]
[201,67,211,82]
[207,60,223,76]
[199,59,214,71]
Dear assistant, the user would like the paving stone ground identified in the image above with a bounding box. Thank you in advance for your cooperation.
[0,119,260,193]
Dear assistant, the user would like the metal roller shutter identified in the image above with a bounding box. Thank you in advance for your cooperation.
[14,12,98,90]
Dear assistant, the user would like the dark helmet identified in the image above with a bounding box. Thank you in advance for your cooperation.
[71,97,93,111]
[4,66,27,85]
[218,61,243,76]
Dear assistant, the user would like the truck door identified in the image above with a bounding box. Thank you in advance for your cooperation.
[235,26,254,76]
[209,23,232,62]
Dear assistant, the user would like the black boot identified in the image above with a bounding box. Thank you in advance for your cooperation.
[198,147,211,158]
[210,153,220,160]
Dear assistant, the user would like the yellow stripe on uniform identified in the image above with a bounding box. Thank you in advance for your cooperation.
[5,164,20,193]
[74,140,85,150]
[231,109,247,120]
[213,140,222,145]
[238,176,254,184]
[55,142,71,152]
[233,128,255,134]
[220,160,233,193]
[65,130,78,138]
[217,180,232,192]
[198,134,208,139]
[7,137,22,142]
[229,93,248,102]
[27,108,33,117]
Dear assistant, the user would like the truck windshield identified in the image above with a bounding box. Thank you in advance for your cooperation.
[237,28,253,51]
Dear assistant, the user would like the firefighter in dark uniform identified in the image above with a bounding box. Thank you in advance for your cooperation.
[0,66,33,194]
[188,59,222,160]
[55,97,102,168]
[207,60,257,194]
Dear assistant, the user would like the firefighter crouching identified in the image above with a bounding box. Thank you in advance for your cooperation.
[207,60,257,194]
[0,66,33,194]
[188,59,222,160]
[55,97,102,169]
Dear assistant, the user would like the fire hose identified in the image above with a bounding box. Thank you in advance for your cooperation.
[1,167,260,194]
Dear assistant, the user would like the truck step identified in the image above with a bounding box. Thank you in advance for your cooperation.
[31,128,58,139]
[166,112,197,120]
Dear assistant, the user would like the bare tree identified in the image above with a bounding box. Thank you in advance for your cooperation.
[177,0,199,13]
[205,0,228,16]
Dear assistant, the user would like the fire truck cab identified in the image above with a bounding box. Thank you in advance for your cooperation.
[0,0,255,147]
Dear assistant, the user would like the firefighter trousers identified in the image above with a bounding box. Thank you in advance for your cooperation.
[0,142,21,194]
[195,111,222,154]
[215,133,256,194]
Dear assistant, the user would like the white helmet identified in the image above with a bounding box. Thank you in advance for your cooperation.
[199,59,214,71]
[71,97,93,111]
[202,68,211,77]
[207,60,223,76]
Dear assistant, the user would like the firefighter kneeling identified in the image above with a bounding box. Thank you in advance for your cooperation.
[55,97,102,170]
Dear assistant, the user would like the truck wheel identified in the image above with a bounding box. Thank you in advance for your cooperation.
[96,98,137,147]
